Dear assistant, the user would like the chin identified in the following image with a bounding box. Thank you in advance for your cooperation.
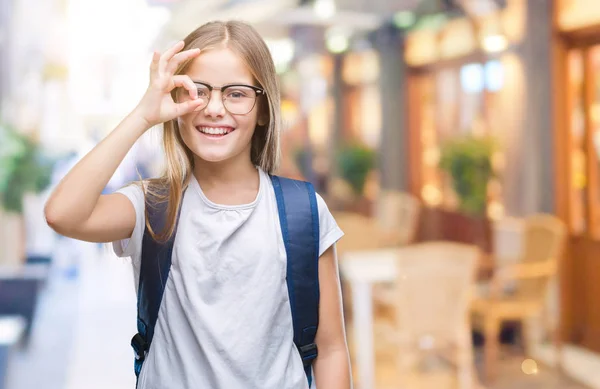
[193,143,251,164]
[184,143,226,161]
[195,151,234,163]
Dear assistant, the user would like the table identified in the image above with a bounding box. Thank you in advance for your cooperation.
[340,249,399,389]
[339,247,493,389]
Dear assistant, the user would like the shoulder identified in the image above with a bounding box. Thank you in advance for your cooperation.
[266,172,341,235]
[265,173,331,210]
[263,172,343,256]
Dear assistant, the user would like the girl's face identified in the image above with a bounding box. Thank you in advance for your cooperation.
[176,47,264,167]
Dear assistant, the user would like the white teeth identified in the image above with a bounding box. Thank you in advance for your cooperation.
[199,127,231,135]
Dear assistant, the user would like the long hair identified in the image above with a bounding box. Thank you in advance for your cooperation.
[142,20,281,242]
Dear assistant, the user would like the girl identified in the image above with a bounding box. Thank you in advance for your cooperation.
[44,20,352,389]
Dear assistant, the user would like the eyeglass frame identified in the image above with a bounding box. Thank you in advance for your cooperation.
[189,81,266,115]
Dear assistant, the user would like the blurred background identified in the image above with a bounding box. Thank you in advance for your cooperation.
[1,0,600,388]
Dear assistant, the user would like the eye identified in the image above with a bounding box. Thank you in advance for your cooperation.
[225,88,252,99]
[196,86,210,97]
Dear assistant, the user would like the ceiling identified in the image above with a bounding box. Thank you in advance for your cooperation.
[154,0,422,45]
[153,0,505,49]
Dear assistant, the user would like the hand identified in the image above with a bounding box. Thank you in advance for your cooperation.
[134,41,204,129]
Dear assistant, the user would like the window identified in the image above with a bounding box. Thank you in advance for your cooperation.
[416,59,506,217]
[567,44,600,238]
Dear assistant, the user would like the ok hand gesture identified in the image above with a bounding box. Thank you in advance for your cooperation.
[135,41,204,129]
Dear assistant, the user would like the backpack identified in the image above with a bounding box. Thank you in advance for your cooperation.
[130,175,320,387]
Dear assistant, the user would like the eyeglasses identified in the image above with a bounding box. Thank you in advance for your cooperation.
[188,81,266,115]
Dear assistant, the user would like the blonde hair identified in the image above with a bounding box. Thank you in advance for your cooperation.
[143,20,282,242]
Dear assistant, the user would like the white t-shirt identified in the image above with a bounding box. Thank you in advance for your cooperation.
[112,168,344,389]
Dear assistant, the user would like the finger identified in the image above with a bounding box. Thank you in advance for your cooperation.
[174,98,206,117]
[159,40,185,74]
[166,48,201,75]
[172,75,198,99]
[149,51,160,77]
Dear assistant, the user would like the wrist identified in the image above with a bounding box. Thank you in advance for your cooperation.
[128,107,155,133]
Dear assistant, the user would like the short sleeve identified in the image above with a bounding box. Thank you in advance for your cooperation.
[315,193,344,257]
[112,183,145,263]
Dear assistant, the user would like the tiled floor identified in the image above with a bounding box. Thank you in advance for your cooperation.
[4,275,78,389]
[5,243,136,389]
[346,344,587,389]
[3,245,592,389]
[484,355,584,389]
[346,325,589,389]
[363,355,586,389]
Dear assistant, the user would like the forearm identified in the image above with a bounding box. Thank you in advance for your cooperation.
[313,347,352,389]
[44,111,149,228]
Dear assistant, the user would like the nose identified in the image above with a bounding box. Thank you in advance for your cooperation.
[203,90,226,118]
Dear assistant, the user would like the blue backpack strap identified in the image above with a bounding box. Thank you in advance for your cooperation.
[270,175,320,387]
[131,189,182,384]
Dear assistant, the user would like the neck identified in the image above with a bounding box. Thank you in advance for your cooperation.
[192,154,258,191]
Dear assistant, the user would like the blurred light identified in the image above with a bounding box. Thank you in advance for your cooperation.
[423,148,440,167]
[422,184,442,206]
[314,0,336,19]
[460,63,484,94]
[393,11,416,29]
[326,28,350,54]
[521,359,538,375]
[484,60,504,92]
[265,38,295,74]
[415,13,447,30]
[66,0,171,116]
[326,35,349,54]
[488,201,504,220]
[0,316,26,344]
[281,99,299,128]
[482,34,508,53]
[491,151,505,171]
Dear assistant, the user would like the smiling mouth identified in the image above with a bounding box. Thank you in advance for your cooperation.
[196,126,235,137]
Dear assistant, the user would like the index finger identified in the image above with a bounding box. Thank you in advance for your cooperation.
[166,48,201,75]
[159,41,185,73]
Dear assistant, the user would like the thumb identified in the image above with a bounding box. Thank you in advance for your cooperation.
[174,98,205,117]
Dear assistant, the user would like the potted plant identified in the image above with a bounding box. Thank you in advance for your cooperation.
[334,143,376,214]
[0,123,55,266]
[437,135,497,252]
[439,135,496,217]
